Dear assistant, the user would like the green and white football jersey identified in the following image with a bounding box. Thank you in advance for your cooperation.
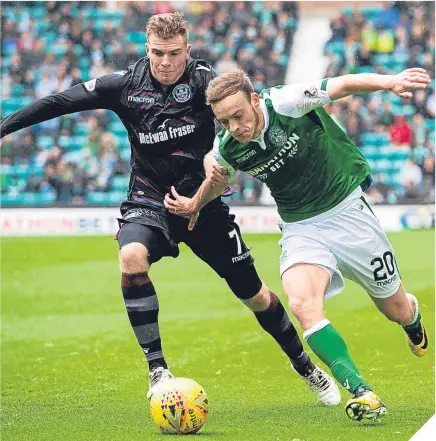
[212,80,371,222]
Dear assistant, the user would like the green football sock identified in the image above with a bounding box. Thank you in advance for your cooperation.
[304,319,371,394]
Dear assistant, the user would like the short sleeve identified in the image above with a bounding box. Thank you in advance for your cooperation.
[211,136,237,178]
[268,80,332,118]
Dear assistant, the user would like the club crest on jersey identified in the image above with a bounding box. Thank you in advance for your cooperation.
[247,132,300,180]
[172,84,191,103]
[268,126,287,147]
[304,86,318,98]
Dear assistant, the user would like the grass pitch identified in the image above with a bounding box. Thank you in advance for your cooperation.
[1,230,434,441]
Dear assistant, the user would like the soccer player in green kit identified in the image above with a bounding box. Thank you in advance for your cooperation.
[164,67,430,421]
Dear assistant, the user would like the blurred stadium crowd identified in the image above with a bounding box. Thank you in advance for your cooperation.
[0,1,434,207]
[323,1,435,205]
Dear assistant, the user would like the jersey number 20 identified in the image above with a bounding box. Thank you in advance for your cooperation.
[371,251,397,281]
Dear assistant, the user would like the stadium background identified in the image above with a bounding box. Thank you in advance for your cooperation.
[1,1,435,441]
[1,0,434,208]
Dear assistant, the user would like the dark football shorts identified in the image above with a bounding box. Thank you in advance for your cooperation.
[117,198,254,278]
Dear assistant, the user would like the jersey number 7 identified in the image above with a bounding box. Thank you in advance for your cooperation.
[229,229,242,255]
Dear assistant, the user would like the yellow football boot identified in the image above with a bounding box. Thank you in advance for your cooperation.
[405,320,428,357]
[345,389,387,421]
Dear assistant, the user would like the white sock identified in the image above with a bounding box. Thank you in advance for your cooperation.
[303,318,331,341]
[405,293,419,326]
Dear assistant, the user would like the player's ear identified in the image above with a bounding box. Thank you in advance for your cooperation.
[186,44,191,59]
[145,43,150,57]
[251,92,260,108]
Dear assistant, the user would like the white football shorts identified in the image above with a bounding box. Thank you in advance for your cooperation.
[279,188,401,299]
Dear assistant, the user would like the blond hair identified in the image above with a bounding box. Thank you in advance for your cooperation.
[206,69,254,105]
[146,12,189,42]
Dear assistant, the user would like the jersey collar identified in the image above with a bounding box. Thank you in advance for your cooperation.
[259,98,269,133]
[251,99,269,148]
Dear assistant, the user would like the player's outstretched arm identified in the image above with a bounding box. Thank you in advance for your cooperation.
[327,68,430,100]
[0,73,125,139]
[1,85,95,139]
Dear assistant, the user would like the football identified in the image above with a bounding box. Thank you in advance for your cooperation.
[149,377,209,434]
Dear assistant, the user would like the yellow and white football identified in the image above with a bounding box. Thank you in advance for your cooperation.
[149,377,208,434]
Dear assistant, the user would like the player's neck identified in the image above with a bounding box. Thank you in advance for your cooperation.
[252,108,265,139]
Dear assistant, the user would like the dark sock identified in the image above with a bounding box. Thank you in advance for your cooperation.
[254,292,314,376]
[291,352,316,376]
[149,358,168,371]
[121,272,167,372]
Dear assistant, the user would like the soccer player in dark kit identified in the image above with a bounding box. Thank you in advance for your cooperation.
[0,12,340,405]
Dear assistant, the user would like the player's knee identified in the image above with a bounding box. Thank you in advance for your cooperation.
[119,242,150,273]
[282,265,328,324]
[242,283,270,312]
[224,264,263,301]
[287,293,320,321]
[287,294,305,317]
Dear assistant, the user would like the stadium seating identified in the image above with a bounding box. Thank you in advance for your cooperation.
[323,3,435,203]
[1,1,433,206]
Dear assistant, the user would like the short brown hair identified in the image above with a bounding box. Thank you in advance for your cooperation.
[146,12,189,42]
[206,69,254,105]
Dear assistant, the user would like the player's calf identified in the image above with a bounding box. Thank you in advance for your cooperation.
[373,287,428,357]
[121,271,167,371]
[373,286,415,325]
[118,240,168,373]
[303,319,372,394]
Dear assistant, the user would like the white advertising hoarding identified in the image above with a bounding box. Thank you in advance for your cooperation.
[0,205,434,236]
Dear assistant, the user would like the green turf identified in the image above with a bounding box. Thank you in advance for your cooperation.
[1,230,434,441]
